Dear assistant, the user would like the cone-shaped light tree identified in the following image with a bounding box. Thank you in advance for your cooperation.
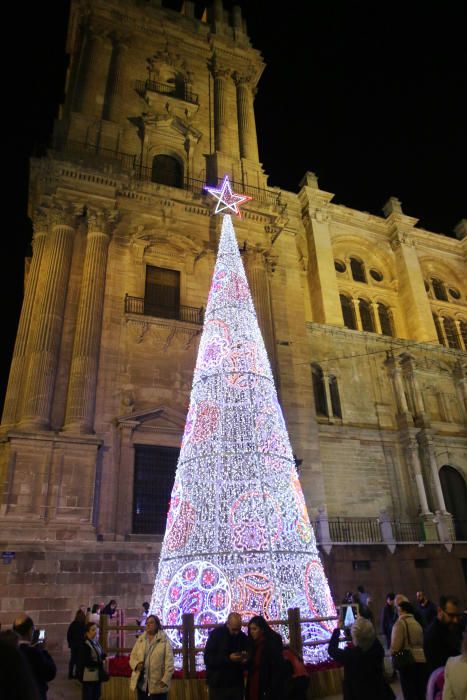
[150,178,336,661]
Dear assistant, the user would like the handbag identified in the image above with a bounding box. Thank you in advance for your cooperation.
[392,647,415,670]
[392,619,416,670]
[99,666,110,682]
[83,667,99,682]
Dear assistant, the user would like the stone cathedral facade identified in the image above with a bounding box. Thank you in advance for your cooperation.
[1,0,466,647]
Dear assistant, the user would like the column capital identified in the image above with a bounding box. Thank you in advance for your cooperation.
[48,203,78,229]
[232,71,254,87]
[211,65,231,80]
[32,208,49,236]
[86,208,118,236]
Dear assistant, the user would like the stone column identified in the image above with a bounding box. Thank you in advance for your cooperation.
[407,442,431,515]
[322,370,333,418]
[352,298,363,331]
[64,211,112,433]
[242,246,277,372]
[212,66,230,153]
[76,26,111,118]
[19,206,76,430]
[1,210,48,426]
[234,73,259,162]
[454,320,465,351]
[371,302,383,334]
[417,431,448,513]
[384,353,411,419]
[104,38,128,122]
[436,316,449,347]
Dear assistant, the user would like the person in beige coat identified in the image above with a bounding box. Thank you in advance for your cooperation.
[390,601,428,700]
[129,615,174,699]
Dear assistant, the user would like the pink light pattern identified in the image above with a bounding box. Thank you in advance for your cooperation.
[150,214,336,661]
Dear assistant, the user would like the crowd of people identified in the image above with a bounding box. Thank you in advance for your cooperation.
[1,590,465,700]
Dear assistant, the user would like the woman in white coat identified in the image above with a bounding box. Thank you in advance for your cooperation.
[442,632,467,700]
[129,614,174,700]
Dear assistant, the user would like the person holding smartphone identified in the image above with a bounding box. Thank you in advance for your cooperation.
[204,612,249,699]
[12,613,57,700]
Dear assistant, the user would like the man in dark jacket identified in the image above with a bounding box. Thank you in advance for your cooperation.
[415,591,437,628]
[380,592,397,648]
[424,595,463,673]
[13,614,56,700]
[204,612,249,699]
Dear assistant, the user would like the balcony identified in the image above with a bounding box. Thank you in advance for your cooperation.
[53,141,286,213]
[135,79,198,105]
[315,515,464,552]
[125,295,204,325]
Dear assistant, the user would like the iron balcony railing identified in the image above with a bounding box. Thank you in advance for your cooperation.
[125,295,204,325]
[135,79,198,105]
[328,518,382,543]
[54,142,285,211]
[321,517,466,544]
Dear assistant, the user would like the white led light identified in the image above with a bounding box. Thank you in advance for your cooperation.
[150,214,336,662]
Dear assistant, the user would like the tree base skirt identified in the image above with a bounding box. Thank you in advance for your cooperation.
[101,669,344,700]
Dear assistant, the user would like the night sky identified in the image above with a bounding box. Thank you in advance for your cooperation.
[2,0,466,408]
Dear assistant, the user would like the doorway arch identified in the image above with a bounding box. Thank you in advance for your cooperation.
[439,465,467,540]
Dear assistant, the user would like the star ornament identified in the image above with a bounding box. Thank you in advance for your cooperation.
[205,175,252,218]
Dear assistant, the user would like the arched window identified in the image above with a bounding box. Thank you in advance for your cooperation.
[350,257,366,283]
[312,365,327,416]
[151,155,183,188]
[433,314,445,345]
[340,294,357,330]
[359,298,375,332]
[460,320,467,348]
[439,465,467,540]
[378,303,394,337]
[443,317,461,349]
[431,278,448,301]
[329,375,342,418]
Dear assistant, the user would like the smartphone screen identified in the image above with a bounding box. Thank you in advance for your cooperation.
[38,629,46,642]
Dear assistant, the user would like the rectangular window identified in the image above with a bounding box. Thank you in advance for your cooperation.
[352,560,371,571]
[414,559,430,569]
[144,266,180,320]
[132,445,179,535]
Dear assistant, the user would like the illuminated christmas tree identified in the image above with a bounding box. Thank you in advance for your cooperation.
[150,177,336,661]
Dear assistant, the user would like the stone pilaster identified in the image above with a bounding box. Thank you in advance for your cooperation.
[242,245,277,372]
[234,73,259,162]
[406,441,431,515]
[63,210,112,433]
[417,430,448,513]
[104,38,129,122]
[298,176,342,326]
[212,65,230,153]
[386,204,437,341]
[453,361,467,417]
[1,210,48,426]
[400,353,426,419]
[76,25,111,118]
[19,206,77,430]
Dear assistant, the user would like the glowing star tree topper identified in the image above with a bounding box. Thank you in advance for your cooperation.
[204,175,252,218]
[150,187,336,662]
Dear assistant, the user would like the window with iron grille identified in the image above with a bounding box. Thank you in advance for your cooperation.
[312,365,327,416]
[144,266,180,320]
[132,445,179,534]
[329,375,342,418]
[352,560,370,571]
